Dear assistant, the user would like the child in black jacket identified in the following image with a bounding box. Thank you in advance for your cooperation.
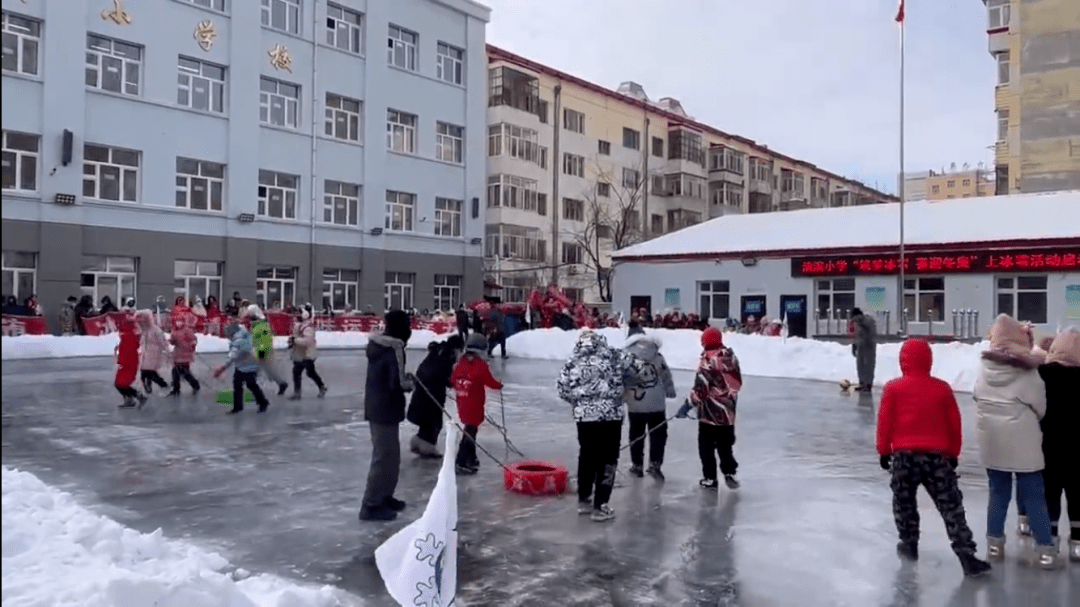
[407,335,465,457]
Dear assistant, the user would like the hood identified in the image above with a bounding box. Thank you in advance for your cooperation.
[367,332,405,357]
[980,357,1033,387]
[624,333,661,360]
[573,331,607,357]
[898,339,932,376]
[384,310,412,342]
[135,309,154,326]
[983,314,1044,369]
[1045,328,1080,367]
[853,314,876,330]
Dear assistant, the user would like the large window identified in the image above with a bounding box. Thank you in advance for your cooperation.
[2,131,38,192]
[85,35,141,96]
[488,66,547,120]
[260,77,300,129]
[564,288,584,303]
[257,170,298,219]
[561,242,583,265]
[997,109,1009,141]
[81,256,136,305]
[433,274,461,311]
[781,169,805,198]
[997,52,1010,86]
[83,144,139,202]
[387,109,417,154]
[257,267,296,310]
[436,42,463,85]
[387,25,418,71]
[436,122,463,163]
[622,127,640,150]
[176,157,224,211]
[668,129,705,166]
[261,0,300,35]
[322,268,359,312]
[562,197,584,222]
[988,0,1011,29]
[816,278,855,319]
[485,225,546,262]
[184,0,226,11]
[749,157,772,182]
[2,251,36,302]
[711,182,742,209]
[174,261,221,303]
[177,57,225,114]
[698,280,730,319]
[325,93,361,141]
[385,190,416,232]
[996,276,1047,324]
[323,180,360,226]
[326,3,363,54]
[434,197,462,237]
[2,12,40,76]
[385,272,414,311]
[667,173,705,199]
[487,174,544,214]
[622,168,640,189]
[487,123,546,168]
[711,146,745,174]
[651,136,664,157]
[598,140,611,156]
[562,153,585,178]
[563,108,585,134]
[904,277,946,323]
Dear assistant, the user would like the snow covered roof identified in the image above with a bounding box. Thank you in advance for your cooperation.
[614,191,1080,261]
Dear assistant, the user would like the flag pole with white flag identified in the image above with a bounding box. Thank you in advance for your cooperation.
[376,424,459,607]
[896,0,907,336]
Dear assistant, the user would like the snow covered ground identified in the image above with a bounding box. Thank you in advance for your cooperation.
[1,466,362,607]
[1,328,988,392]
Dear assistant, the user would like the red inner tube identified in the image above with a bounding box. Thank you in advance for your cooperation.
[504,460,568,496]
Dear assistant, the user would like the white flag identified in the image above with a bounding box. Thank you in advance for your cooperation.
[376,425,459,607]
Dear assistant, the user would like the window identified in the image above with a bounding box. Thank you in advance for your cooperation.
[668,130,705,166]
[651,136,664,157]
[722,147,745,174]
[81,256,136,305]
[185,0,226,11]
[386,109,417,154]
[259,77,300,128]
[261,0,300,34]
[83,144,139,202]
[595,225,613,239]
[651,214,664,235]
[563,108,585,134]
[667,173,705,199]
[323,180,360,226]
[175,57,226,115]
[326,3,363,54]
[433,274,461,311]
[257,170,298,219]
[596,182,611,197]
[385,272,414,311]
[174,261,221,303]
[903,277,946,323]
[387,25,417,71]
[2,131,38,191]
[997,52,1010,85]
[749,157,772,182]
[815,278,855,320]
[622,127,640,150]
[996,276,1048,324]
[781,169,805,198]
[1,251,36,302]
[487,123,547,167]
[811,177,829,202]
[698,281,730,319]
[963,179,971,186]
[436,42,463,85]
[947,180,956,188]
[562,153,585,178]
[652,174,666,194]
[322,268,359,312]
[487,174,543,213]
[562,197,584,222]
[997,109,1009,141]
[385,190,415,232]
[485,224,546,262]
[436,122,464,163]
[598,140,611,155]
[2,12,40,76]
[488,67,542,116]
[175,157,224,211]
[667,209,701,230]
[85,35,141,96]
[931,185,940,194]
[564,288,584,303]
[256,267,295,310]
[711,182,742,209]
[561,242,583,265]
[988,0,1011,29]
[622,167,640,189]
[324,93,361,142]
[434,197,462,237]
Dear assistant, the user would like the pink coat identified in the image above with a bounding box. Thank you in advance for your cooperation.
[169,326,197,365]
[140,325,171,371]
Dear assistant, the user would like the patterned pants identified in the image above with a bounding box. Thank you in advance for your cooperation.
[890,451,977,556]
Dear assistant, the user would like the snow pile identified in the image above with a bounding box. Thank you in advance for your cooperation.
[506,328,989,392]
[1,466,362,607]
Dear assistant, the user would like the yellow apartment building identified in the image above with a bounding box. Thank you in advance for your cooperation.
[484,45,896,305]
[985,0,1080,194]
[901,168,994,200]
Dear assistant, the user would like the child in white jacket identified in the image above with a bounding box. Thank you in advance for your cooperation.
[288,304,326,399]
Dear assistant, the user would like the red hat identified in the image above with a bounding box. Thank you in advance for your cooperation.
[701,326,723,350]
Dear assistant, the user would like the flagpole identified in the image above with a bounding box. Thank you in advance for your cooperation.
[897,3,907,337]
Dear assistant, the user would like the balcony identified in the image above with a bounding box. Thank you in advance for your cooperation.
[830,191,852,208]
[748,178,772,195]
[747,192,773,213]
[488,66,549,124]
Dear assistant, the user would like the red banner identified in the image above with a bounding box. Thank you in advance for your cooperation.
[792,248,1079,277]
[1,315,50,336]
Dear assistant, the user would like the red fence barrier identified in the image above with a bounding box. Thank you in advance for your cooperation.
[2,315,51,336]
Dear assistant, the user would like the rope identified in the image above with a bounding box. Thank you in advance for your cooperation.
[618,410,685,453]
[412,375,519,473]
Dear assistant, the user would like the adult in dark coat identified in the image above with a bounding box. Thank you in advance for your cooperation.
[471,309,483,334]
[487,307,507,359]
[360,310,414,521]
[455,305,470,339]
[73,295,95,335]
[98,296,119,314]
[406,335,465,457]
[1037,329,1080,560]
[851,308,878,392]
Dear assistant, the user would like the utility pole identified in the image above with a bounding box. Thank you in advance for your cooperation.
[551,84,562,286]
[642,115,650,240]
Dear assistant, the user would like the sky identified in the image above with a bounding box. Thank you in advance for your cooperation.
[482,0,997,195]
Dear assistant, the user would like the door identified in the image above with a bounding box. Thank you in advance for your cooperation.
[741,295,766,322]
[630,295,652,318]
[780,295,808,338]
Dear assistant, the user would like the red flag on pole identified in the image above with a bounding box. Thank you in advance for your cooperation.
[895,0,905,23]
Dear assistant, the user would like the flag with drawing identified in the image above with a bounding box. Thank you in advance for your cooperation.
[375,424,459,607]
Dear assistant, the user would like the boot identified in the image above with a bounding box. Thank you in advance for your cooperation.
[958,553,992,577]
[168,389,180,397]
[118,396,136,409]
[383,496,406,512]
[1017,515,1031,537]
[277,382,288,396]
[629,465,644,478]
[1022,544,1063,570]
[358,506,397,522]
[318,386,327,398]
[647,464,665,481]
[135,394,148,409]
[724,474,741,490]
[896,541,918,561]
[1068,539,1080,562]
[986,536,1005,561]
[288,391,302,401]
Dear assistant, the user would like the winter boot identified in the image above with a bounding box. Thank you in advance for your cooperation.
[724,474,741,490]
[1021,544,1063,570]
[578,500,593,515]
[318,386,327,398]
[1017,515,1032,538]
[358,506,397,522]
[288,391,302,401]
[986,536,1005,561]
[118,396,136,409]
[1068,540,1080,563]
[958,553,992,577]
[647,464,665,481]
[591,505,616,522]
[700,478,719,489]
[383,496,407,512]
[896,541,918,561]
[629,465,644,478]
[135,393,148,409]
[456,465,477,476]
[277,382,288,396]
[168,389,180,397]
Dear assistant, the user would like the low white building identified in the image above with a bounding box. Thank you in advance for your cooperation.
[611,192,1080,338]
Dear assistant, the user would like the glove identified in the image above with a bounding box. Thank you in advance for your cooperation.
[879,455,891,471]
[948,457,958,470]
[675,399,692,419]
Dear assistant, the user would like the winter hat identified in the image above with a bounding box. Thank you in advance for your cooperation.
[627,320,645,337]
[984,313,1045,368]
[851,307,864,317]
[701,326,724,350]
[444,334,465,353]
[384,310,412,342]
[135,309,154,325]
[122,297,136,310]
[1045,328,1080,367]
[465,333,488,353]
[245,304,264,320]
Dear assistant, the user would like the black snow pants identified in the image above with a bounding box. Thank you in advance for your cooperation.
[171,363,200,392]
[1044,459,1080,540]
[889,451,978,556]
[141,370,168,393]
[576,420,622,508]
[292,359,325,393]
[698,423,738,480]
[628,411,668,468]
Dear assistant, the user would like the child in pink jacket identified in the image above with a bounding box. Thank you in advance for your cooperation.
[168,313,200,395]
[136,310,170,394]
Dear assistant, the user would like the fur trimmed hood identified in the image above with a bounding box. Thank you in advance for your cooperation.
[983,314,1044,369]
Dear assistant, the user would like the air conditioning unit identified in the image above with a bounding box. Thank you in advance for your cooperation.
[568,265,580,275]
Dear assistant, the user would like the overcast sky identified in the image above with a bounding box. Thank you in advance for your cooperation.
[483,0,995,194]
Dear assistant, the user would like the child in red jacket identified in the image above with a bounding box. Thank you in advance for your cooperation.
[114,312,147,409]
[877,339,990,577]
[451,334,503,474]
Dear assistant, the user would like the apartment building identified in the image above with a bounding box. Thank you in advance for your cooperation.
[1,0,489,320]
[484,45,895,304]
[985,0,1080,194]
[900,168,994,201]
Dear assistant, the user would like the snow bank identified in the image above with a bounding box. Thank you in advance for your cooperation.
[1,466,361,607]
[506,328,989,393]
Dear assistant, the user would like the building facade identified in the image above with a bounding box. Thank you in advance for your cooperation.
[1,0,489,321]
[484,46,896,306]
[985,0,1080,194]
[900,168,993,201]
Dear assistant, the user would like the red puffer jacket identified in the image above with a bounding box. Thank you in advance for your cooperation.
[114,326,140,388]
[451,353,503,427]
[169,326,197,365]
[877,339,962,458]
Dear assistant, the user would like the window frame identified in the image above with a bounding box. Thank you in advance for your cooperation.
[433,274,461,311]
[622,127,640,150]
[997,108,1009,141]
[436,41,464,85]
[82,143,140,203]
[596,182,611,198]
[2,11,41,76]
[173,260,222,304]
[435,121,464,164]
[987,0,1011,30]
[698,280,730,319]
[80,256,137,306]
[387,24,418,71]
[257,169,299,219]
[561,242,584,265]
[259,77,300,129]
[815,278,856,320]
[177,56,226,114]
[486,174,543,214]
[622,167,640,189]
[323,179,361,226]
[85,34,142,97]
[997,52,1010,86]
[256,266,296,310]
[326,3,363,55]
[384,271,415,311]
[324,92,362,142]
[562,197,584,222]
[651,136,664,157]
[384,190,416,232]
[386,108,417,154]
[995,275,1048,324]
[175,157,225,211]
[322,267,360,312]
[903,276,946,323]
[260,0,301,35]
[598,140,611,156]
[1,130,40,192]
[562,108,585,134]
[434,197,462,237]
[1,251,37,303]
[562,152,585,178]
